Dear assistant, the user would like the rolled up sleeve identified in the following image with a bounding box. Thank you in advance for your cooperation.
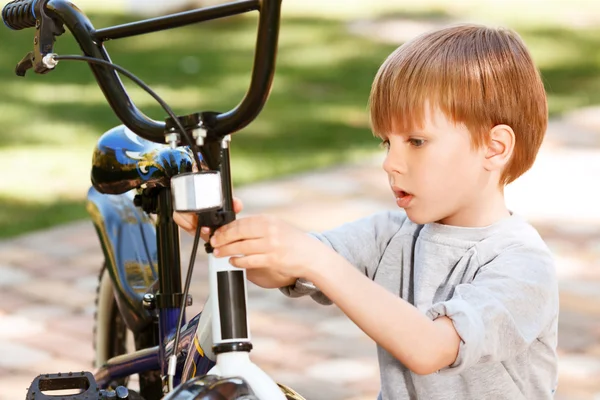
[426,246,558,374]
[279,278,332,305]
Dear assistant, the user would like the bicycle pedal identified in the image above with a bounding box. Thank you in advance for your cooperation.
[26,371,131,399]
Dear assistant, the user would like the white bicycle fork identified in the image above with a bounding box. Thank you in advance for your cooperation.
[206,254,285,400]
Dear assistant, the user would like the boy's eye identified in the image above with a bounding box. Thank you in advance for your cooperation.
[409,138,425,147]
[380,139,390,150]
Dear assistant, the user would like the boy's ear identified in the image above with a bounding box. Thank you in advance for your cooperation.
[483,124,515,171]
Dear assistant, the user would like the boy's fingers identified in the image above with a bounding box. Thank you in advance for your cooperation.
[174,213,211,243]
[173,212,196,231]
[200,227,211,242]
[233,197,244,214]
[228,254,269,270]
[214,238,265,258]
[212,217,263,246]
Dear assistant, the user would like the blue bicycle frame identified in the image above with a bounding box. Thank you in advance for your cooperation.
[86,125,217,391]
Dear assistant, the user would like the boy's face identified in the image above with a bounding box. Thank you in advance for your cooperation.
[382,106,490,225]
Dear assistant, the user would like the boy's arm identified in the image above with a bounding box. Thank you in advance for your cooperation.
[280,210,408,304]
[307,244,558,375]
[308,249,461,375]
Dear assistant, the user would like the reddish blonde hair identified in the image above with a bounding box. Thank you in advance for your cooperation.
[368,24,547,185]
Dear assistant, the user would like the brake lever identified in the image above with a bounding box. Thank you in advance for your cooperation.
[15,0,65,77]
[15,51,34,76]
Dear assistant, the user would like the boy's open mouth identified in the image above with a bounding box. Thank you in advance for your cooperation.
[392,188,413,208]
[392,188,411,198]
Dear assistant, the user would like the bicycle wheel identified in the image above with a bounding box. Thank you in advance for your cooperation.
[94,264,160,400]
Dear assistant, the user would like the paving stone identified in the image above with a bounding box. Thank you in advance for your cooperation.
[0,288,37,312]
[269,301,347,326]
[545,238,580,256]
[11,221,90,246]
[0,247,41,266]
[269,369,356,400]
[560,280,600,307]
[303,336,376,359]
[65,252,106,273]
[316,316,368,339]
[62,228,104,251]
[590,242,600,257]
[296,174,364,196]
[305,358,379,384]
[250,337,327,372]
[14,233,86,258]
[556,374,600,399]
[347,371,382,398]
[268,370,307,389]
[75,274,102,292]
[17,330,94,364]
[554,387,596,400]
[269,199,382,232]
[559,354,600,380]
[249,311,320,342]
[0,265,31,287]
[46,265,96,281]
[555,255,594,279]
[0,314,46,340]
[562,106,600,135]
[23,356,93,377]
[504,148,600,224]
[247,296,298,314]
[246,287,317,315]
[47,314,95,342]
[0,373,36,400]
[0,341,51,368]
[12,280,96,312]
[555,222,600,237]
[558,310,600,353]
[17,304,71,322]
[234,184,298,209]
[82,304,97,317]
[8,250,69,274]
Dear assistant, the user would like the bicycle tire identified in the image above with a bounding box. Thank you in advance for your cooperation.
[93,263,161,400]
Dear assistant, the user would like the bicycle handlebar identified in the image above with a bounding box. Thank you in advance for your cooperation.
[2,0,282,143]
[2,0,37,30]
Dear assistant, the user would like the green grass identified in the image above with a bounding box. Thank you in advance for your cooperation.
[2,0,600,237]
[0,196,88,238]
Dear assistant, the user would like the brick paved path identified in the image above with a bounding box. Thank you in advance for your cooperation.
[1,118,599,400]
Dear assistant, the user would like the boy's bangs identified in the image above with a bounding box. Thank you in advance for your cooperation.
[368,53,449,139]
[368,29,489,147]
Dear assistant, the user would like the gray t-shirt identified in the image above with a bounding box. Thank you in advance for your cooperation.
[281,211,559,400]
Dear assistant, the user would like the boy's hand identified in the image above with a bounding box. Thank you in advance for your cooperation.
[209,215,334,284]
[173,197,244,242]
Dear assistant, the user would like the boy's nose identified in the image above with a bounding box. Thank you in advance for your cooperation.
[382,151,406,175]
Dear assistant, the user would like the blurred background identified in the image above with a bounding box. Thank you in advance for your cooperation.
[0,0,599,399]
[1,0,600,237]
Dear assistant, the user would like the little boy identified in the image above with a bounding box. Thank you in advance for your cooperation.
[175,23,558,400]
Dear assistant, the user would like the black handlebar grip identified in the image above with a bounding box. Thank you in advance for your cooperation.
[2,0,38,30]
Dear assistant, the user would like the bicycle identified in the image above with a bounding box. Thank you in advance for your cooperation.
[2,0,306,398]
